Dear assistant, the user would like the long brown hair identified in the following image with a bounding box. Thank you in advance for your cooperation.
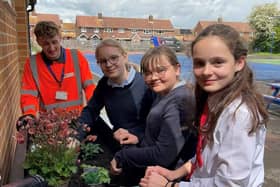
[191,24,269,140]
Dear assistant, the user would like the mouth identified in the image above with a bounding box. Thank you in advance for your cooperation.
[203,79,216,86]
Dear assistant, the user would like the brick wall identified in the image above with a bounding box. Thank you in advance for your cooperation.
[0,0,28,184]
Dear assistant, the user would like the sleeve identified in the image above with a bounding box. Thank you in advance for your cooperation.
[178,106,266,187]
[20,58,39,116]
[78,79,106,126]
[129,88,156,141]
[77,50,96,101]
[115,100,185,169]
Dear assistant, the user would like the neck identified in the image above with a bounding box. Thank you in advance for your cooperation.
[111,68,129,85]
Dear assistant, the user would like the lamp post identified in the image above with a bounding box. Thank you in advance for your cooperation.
[270,31,275,54]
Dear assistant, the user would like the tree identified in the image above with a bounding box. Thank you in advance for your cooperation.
[248,3,280,53]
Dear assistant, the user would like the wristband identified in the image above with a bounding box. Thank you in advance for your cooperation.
[171,181,177,187]
[165,180,171,187]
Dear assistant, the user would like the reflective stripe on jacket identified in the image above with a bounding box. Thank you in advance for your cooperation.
[20,49,95,116]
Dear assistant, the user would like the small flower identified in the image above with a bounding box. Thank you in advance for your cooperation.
[28,127,36,135]
[47,138,55,145]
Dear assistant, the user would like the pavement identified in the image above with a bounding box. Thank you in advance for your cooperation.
[264,104,280,187]
[256,81,280,187]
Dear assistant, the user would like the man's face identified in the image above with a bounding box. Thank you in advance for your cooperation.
[37,34,61,60]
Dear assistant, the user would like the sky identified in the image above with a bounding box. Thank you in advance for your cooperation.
[34,0,279,29]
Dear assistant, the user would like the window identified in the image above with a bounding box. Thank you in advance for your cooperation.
[131,29,138,33]
[104,28,113,32]
[94,28,99,33]
[144,29,152,34]
[81,27,86,33]
[118,28,125,33]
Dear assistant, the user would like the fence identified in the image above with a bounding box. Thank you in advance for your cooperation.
[61,39,151,52]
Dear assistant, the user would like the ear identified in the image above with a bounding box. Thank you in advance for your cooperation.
[235,55,246,72]
[175,63,181,77]
[36,38,42,46]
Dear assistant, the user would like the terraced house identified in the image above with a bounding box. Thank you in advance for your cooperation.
[75,13,175,41]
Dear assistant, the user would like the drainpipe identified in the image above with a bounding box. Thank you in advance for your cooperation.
[26,0,37,56]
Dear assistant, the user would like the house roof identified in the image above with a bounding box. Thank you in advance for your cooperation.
[196,21,253,33]
[62,23,75,31]
[76,15,174,30]
[29,12,61,26]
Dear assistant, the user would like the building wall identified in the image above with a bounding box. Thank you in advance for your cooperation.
[0,0,28,184]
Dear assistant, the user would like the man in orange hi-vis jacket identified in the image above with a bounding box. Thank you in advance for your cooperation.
[18,21,96,128]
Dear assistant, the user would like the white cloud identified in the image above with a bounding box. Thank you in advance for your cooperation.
[34,0,278,28]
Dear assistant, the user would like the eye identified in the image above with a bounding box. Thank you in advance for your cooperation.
[156,66,167,73]
[98,59,106,64]
[212,58,225,67]
[110,55,119,61]
[143,71,152,76]
[193,59,205,68]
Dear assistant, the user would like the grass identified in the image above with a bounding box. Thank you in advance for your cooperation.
[248,52,280,65]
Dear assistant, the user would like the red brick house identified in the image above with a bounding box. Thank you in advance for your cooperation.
[75,13,175,41]
[29,12,61,41]
[193,18,254,42]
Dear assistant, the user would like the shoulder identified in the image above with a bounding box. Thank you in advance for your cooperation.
[171,85,194,101]
[216,98,254,132]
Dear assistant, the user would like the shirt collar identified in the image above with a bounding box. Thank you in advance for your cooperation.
[107,67,136,88]
[41,47,65,65]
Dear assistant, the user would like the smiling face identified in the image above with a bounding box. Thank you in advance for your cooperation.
[143,55,180,95]
[37,35,61,60]
[97,46,128,84]
[192,36,245,94]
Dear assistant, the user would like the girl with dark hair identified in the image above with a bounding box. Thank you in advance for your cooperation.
[110,46,196,186]
[140,24,269,187]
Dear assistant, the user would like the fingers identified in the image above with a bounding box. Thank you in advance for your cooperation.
[113,128,128,141]
[16,115,35,131]
[66,137,80,149]
[110,158,122,175]
[139,177,148,187]
[120,133,139,145]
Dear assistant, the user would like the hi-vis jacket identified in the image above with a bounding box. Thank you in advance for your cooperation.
[20,49,96,116]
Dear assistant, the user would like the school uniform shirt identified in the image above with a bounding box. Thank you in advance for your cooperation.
[114,82,196,169]
[179,97,266,187]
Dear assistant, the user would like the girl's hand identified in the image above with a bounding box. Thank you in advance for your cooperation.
[110,158,122,175]
[140,171,168,187]
[113,128,128,142]
[145,166,174,181]
[114,128,139,144]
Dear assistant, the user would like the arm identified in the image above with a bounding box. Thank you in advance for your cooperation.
[20,58,39,116]
[77,50,96,101]
[122,88,156,143]
[145,161,192,181]
[113,101,185,169]
[77,79,105,140]
[140,162,192,187]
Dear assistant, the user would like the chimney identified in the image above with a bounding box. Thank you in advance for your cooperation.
[149,15,153,23]
[98,13,102,19]
[217,17,223,23]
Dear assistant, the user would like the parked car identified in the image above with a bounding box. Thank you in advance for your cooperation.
[160,37,184,52]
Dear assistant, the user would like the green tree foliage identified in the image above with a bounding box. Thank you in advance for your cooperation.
[248,3,280,53]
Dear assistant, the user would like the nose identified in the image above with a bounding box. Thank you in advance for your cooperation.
[49,44,56,51]
[150,72,159,80]
[202,64,212,76]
